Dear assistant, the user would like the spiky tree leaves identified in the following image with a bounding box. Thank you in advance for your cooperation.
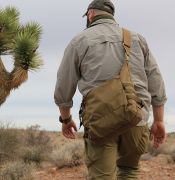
[13,22,42,70]
[0,6,42,105]
[0,7,19,55]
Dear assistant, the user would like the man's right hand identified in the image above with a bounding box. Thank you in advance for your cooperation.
[62,120,77,139]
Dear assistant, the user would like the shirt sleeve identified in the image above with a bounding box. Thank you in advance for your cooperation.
[140,36,167,106]
[54,42,80,108]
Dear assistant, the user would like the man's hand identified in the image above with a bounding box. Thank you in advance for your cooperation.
[62,120,77,139]
[58,107,77,139]
[150,121,166,148]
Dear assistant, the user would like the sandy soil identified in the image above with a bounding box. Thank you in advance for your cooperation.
[36,154,175,180]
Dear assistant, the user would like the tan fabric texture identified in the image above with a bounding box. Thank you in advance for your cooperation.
[84,125,149,180]
[54,19,167,126]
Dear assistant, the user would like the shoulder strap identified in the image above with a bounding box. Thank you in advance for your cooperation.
[122,28,131,60]
[119,28,133,83]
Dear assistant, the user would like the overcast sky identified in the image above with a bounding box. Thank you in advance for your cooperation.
[0,0,175,132]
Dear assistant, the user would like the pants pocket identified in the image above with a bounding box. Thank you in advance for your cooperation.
[135,126,149,155]
[84,138,100,167]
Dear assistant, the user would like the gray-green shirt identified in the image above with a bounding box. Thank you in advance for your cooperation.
[54,19,167,125]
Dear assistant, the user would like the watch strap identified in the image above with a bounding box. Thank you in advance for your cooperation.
[59,115,72,124]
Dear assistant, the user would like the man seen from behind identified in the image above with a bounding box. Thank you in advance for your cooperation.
[54,0,167,179]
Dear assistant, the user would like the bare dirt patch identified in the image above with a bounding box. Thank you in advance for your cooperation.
[36,155,175,180]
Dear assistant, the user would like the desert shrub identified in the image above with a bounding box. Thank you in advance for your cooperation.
[148,139,175,156]
[146,134,175,164]
[0,161,35,180]
[170,152,175,163]
[50,139,84,168]
[53,134,70,148]
[0,124,20,162]
[21,146,46,165]
[25,125,51,146]
[20,125,52,165]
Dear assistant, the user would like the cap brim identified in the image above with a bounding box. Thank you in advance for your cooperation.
[82,11,88,18]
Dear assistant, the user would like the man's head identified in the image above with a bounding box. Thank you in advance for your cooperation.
[83,0,115,28]
[83,0,115,17]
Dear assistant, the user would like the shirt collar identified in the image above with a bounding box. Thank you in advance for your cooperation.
[90,18,118,27]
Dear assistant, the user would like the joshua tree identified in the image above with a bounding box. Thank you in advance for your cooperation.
[0,6,42,105]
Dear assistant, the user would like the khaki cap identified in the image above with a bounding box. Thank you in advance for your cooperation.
[83,0,115,17]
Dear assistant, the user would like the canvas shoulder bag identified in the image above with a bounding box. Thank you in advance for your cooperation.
[80,28,144,142]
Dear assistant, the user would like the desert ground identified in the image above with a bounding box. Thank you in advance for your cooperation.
[36,156,175,180]
[0,125,175,180]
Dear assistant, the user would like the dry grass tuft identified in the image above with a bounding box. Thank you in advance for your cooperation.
[20,125,52,165]
[50,139,85,169]
[0,161,35,180]
[145,133,175,163]
[0,124,20,162]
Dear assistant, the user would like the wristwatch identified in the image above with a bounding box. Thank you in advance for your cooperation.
[59,115,72,124]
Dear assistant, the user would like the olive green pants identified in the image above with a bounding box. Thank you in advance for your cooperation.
[84,125,149,180]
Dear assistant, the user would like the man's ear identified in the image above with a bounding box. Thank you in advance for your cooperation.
[88,9,96,22]
[91,9,97,17]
